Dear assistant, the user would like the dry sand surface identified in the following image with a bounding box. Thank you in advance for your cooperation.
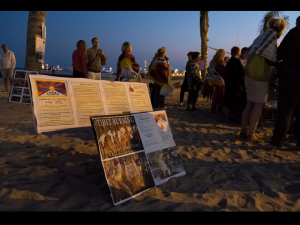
[1,77,300,211]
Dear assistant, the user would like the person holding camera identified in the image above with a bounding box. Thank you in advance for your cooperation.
[87,37,107,80]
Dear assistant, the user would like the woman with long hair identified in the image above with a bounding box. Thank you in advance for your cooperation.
[72,40,88,78]
[115,42,140,81]
[241,17,287,143]
[148,47,170,109]
[210,49,227,113]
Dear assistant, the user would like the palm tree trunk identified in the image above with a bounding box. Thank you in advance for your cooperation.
[200,11,209,80]
[25,11,46,73]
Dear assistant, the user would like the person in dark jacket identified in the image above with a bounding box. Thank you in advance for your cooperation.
[186,52,201,111]
[267,16,300,150]
[224,46,246,121]
[180,51,193,105]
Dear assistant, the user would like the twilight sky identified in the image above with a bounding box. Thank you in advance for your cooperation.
[0,11,299,73]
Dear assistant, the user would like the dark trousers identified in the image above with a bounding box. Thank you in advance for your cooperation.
[211,86,224,113]
[180,79,188,102]
[73,70,85,78]
[151,83,165,108]
[187,90,199,107]
[270,73,300,147]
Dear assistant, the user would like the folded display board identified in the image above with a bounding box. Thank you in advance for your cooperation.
[9,70,38,104]
[90,110,186,206]
[28,75,153,133]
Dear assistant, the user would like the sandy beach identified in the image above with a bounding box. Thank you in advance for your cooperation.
[1,76,300,211]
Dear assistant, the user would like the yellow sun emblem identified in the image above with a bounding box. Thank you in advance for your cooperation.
[49,86,55,90]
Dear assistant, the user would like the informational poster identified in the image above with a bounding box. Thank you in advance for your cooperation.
[9,70,38,104]
[35,35,45,54]
[28,75,153,133]
[90,110,186,206]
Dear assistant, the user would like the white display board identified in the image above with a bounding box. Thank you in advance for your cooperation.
[28,75,153,133]
[9,70,38,104]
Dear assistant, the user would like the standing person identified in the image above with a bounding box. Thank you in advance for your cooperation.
[180,51,193,106]
[266,16,300,150]
[115,42,140,81]
[210,49,227,113]
[87,37,107,80]
[239,47,248,69]
[241,17,287,143]
[72,40,88,78]
[0,44,16,92]
[185,51,202,111]
[224,46,246,121]
[224,56,230,64]
[147,47,170,109]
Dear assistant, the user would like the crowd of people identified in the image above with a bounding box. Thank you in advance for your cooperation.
[179,16,300,148]
[1,16,300,150]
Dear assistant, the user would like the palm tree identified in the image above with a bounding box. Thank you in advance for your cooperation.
[258,11,289,35]
[200,11,209,80]
[25,11,47,73]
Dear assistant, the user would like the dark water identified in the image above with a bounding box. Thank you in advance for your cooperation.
[40,70,116,78]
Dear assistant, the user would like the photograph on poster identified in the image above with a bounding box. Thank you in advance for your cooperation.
[21,95,31,104]
[23,88,30,95]
[103,151,155,205]
[11,87,23,96]
[10,96,21,103]
[153,113,168,131]
[14,71,26,79]
[92,115,144,160]
[147,146,185,185]
[12,79,26,87]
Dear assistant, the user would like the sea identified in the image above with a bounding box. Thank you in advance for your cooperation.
[40,70,116,78]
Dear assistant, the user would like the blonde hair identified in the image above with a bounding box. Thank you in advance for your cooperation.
[267,17,287,37]
[209,49,226,68]
[154,47,167,58]
[76,40,87,55]
[121,42,132,53]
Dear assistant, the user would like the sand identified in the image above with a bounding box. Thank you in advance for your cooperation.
[1,76,300,211]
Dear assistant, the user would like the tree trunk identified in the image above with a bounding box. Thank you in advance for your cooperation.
[200,11,209,80]
[25,11,46,73]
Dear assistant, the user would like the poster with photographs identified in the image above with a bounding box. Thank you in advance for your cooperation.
[9,70,38,104]
[92,115,144,160]
[147,146,186,186]
[102,152,155,205]
[91,111,186,206]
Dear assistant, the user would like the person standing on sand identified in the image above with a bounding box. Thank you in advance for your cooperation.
[115,42,140,81]
[185,51,202,111]
[241,17,287,143]
[148,47,171,109]
[210,49,227,114]
[239,47,248,69]
[0,44,16,92]
[224,46,246,121]
[266,16,300,150]
[87,37,107,80]
[179,51,193,106]
[72,40,88,78]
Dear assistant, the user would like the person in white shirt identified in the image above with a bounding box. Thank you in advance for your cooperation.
[0,44,16,92]
[238,47,248,69]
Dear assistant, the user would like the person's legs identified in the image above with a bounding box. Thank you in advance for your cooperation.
[159,94,165,108]
[3,78,8,91]
[211,92,218,113]
[192,90,199,109]
[88,71,95,79]
[241,100,254,134]
[217,93,225,113]
[187,90,193,110]
[95,72,101,80]
[180,85,185,103]
[151,83,161,108]
[248,102,265,138]
[270,75,300,147]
